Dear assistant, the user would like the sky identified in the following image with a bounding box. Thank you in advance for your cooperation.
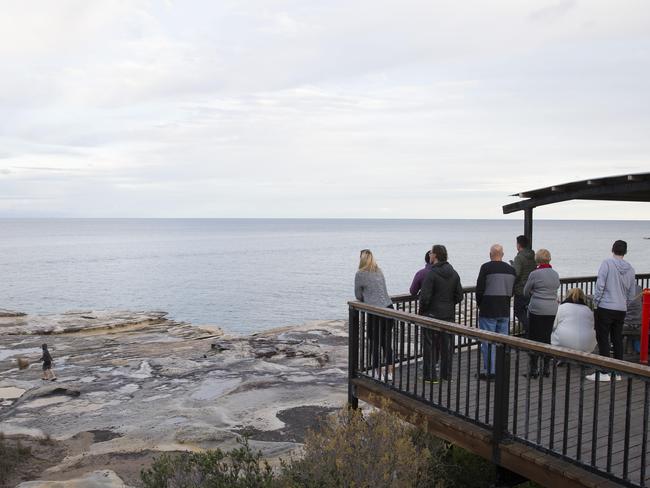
[0,0,649,219]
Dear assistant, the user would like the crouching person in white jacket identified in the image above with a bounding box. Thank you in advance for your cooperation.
[551,288,597,353]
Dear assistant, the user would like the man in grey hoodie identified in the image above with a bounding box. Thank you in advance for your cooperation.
[589,240,636,380]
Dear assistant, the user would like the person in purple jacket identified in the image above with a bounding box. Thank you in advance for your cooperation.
[410,250,432,296]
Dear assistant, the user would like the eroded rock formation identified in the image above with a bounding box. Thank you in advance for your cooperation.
[0,310,347,486]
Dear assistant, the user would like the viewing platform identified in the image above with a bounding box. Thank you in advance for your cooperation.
[348,274,650,488]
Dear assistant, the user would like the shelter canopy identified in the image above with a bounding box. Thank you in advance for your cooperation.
[502,172,650,243]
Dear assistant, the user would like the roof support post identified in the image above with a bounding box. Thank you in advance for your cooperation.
[524,208,533,247]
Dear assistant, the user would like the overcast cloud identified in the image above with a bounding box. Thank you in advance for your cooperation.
[0,0,649,218]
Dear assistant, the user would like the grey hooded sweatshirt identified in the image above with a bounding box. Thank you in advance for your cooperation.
[593,257,636,312]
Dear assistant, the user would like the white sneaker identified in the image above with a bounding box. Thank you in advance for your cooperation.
[586,372,610,382]
[614,374,623,381]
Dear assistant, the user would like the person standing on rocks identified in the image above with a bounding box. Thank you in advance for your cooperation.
[355,249,394,381]
[40,343,57,381]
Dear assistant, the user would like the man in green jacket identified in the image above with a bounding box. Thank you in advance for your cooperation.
[511,235,536,336]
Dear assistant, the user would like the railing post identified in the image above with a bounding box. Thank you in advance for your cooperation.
[348,305,359,409]
[492,343,510,464]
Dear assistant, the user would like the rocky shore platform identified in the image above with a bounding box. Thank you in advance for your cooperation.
[0,310,348,487]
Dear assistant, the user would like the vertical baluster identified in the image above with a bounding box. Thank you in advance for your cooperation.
[591,373,600,467]
[348,306,359,408]
[414,324,419,396]
[438,330,444,405]
[406,322,412,392]
[393,320,404,391]
[562,363,571,456]
[641,382,649,487]
[577,366,585,462]
[456,336,461,413]
[536,361,544,445]
[513,349,520,436]
[606,373,616,472]
[475,344,481,421]
[486,342,492,424]
[423,326,428,400]
[362,312,368,375]
[549,359,557,451]
[524,364,532,441]
[465,338,471,417]
[623,377,632,481]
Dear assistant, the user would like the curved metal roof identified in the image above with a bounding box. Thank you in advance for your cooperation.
[502,172,650,214]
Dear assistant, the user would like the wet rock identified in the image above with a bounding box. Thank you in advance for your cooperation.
[0,308,27,317]
[254,346,278,358]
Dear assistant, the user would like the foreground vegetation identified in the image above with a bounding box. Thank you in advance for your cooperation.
[141,405,535,488]
[0,433,32,486]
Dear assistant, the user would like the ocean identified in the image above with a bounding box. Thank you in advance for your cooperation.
[1,219,648,334]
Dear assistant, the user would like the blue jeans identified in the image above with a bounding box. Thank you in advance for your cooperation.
[479,316,510,374]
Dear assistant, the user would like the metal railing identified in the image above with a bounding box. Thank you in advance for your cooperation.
[348,274,650,487]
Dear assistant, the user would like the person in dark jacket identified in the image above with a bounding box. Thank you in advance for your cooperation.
[511,235,536,336]
[40,343,57,381]
[476,244,516,379]
[410,250,432,296]
[419,244,463,382]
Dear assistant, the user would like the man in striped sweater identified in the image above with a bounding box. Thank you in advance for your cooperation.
[475,244,516,380]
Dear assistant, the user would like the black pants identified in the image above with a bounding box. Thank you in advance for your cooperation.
[367,307,394,369]
[514,294,530,336]
[594,307,626,361]
[423,317,453,380]
[528,313,555,374]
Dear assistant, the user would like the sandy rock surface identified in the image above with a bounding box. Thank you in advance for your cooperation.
[0,310,348,486]
[17,470,126,488]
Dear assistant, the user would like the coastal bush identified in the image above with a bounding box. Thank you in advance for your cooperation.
[280,405,434,487]
[140,438,275,488]
[0,433,32,485]
[140,406,534,487]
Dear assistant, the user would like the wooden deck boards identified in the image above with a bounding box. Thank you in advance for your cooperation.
[360,345,649,486]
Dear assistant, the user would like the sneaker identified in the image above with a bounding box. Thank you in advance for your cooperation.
[475,372,495,381]
[586,372,610,382]
[613,374,622,381]
[423,378,440,385]
[523,372,539,379]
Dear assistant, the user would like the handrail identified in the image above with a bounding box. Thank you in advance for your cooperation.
[390,273,650,304]
[348,300,650,378]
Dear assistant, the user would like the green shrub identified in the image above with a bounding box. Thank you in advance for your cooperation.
[280,405,434,488]
[140,406,536,488]
[141,438,275,488]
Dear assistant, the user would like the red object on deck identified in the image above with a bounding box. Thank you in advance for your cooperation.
[641,289,650,365]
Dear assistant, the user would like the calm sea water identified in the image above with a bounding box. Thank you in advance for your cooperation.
[1,219,648,334]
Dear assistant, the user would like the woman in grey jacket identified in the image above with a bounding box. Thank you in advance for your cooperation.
[523,248,560,378]
[355,249,394,380]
